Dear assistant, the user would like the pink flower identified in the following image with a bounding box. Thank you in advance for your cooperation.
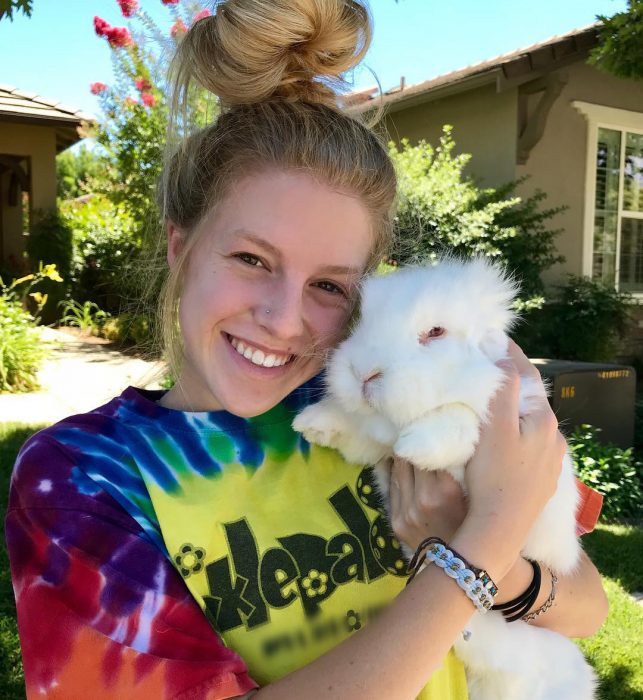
[124,97,138,107]
[135,77,152,92]
[192,9,211,23]
[106,26,133,48]
[141,92,156,108]
[161,0,180,5]
[170,18,187,37]
[93,16,110,37]
[117,0,138,17]
[90,82,108,95]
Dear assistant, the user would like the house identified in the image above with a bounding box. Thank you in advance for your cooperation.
[351,24,643,353]
[0,85,93,273]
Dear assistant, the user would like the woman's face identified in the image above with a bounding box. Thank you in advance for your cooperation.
[167,168,373,416]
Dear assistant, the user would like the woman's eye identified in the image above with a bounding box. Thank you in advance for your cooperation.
[316,280,346,296]
[235,253,264,268]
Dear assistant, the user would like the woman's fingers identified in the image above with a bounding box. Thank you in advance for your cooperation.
[391,456,415,514]
[507,338,541,381]
[487,359,521,434]
[389,457,468,550]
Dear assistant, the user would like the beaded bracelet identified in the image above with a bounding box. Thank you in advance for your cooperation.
[406,537,499,614]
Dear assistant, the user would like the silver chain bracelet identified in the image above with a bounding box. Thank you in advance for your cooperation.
[522,567,558,621]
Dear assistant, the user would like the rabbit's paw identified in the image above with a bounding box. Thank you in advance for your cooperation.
[393,409,478,477]
[394,427,449,471]
[293,400,347,448]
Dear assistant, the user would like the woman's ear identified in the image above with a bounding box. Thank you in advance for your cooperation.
[166,221,184,269]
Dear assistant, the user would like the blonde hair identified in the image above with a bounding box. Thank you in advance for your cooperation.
[158,0,397,377]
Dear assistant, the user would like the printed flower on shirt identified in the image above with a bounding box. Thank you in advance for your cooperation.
[174,543,206,578]
[301,569,328,598]
[345,609,362,632]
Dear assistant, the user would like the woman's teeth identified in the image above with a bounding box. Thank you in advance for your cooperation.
[229,336,292,368]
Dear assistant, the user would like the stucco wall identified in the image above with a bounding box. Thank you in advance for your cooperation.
[384,81,518,188]
[0,121,57,262]
[516,62,643,286]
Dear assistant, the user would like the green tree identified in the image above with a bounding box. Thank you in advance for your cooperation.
[589,0,643,81]
[56,146,103,200]
[0,0,32,21]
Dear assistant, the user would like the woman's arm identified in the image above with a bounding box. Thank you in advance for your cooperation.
[240,360,567,699]
[496,550,608,638]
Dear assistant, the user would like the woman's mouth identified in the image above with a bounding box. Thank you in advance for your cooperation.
[226,333,294,368]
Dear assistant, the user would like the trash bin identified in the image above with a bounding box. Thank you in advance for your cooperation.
[531,359,636,449]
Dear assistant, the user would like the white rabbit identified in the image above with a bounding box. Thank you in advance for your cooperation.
[293,257,597,700]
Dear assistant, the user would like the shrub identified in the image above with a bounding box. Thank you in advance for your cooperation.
[389,128,563,307]
[0,299,44,392]
[569,424,643,522]
[515,275,632,361]
[0,264,63,392]
[100,311,153,349]
[60,195,140,314]
[58,300,110,336]
[25,210,73,322]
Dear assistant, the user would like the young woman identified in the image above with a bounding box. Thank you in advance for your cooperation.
[6,1,607,698]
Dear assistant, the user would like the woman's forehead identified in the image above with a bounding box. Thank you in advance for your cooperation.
[203,169,374,267]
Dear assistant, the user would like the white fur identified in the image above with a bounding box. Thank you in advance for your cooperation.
[293,257,597,700]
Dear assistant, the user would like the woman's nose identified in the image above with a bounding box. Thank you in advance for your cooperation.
[258,282,305,340]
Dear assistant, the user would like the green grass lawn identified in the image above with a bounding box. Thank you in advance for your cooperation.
[0,422,642,699]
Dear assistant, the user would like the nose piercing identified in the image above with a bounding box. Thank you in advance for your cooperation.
[265,308,271,314]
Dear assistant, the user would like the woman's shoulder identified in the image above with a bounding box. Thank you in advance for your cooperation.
[8,387,166,542]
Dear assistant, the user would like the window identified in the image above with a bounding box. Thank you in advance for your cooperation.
[593,128,643,292]
[574,101,643,296]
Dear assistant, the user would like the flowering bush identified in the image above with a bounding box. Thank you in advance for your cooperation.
[90,0,217,238]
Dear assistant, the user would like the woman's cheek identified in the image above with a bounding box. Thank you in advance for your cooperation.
[309,302,352,352]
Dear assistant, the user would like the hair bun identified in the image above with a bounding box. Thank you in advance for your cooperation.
[179,0,372,107]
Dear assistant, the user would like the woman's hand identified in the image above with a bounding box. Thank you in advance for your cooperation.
[456,341,567,578]
[389,458,467,552]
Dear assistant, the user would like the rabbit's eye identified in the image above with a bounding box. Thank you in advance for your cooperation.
[419,327,446,345]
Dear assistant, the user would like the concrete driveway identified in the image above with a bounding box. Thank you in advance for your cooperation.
[0,327,164,425]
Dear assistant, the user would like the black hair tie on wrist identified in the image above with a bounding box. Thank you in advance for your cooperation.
[492,559,541,622]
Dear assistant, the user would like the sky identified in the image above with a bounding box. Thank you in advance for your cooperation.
[0,0,629,121]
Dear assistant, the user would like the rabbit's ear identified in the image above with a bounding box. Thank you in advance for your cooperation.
[479,328,509,362]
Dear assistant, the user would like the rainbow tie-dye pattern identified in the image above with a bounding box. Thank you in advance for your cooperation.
[6,375,468,699]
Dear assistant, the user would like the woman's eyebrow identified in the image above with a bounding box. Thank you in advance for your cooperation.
[232,229,363,276]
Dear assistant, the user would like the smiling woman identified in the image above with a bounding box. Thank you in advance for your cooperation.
[160,169,373,416]
[4,1,607,699]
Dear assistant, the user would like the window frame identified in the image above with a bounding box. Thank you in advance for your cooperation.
[573,100,643,299]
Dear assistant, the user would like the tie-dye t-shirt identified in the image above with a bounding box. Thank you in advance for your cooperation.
[6,375,469,699]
